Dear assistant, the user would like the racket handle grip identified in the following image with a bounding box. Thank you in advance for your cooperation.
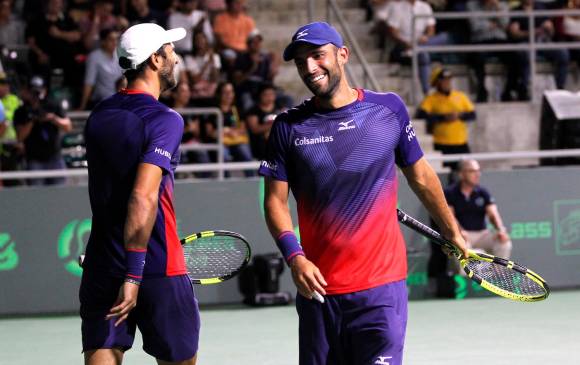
[397,209,460,256]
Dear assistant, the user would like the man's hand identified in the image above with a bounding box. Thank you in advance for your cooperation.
[496,230,510,243]
[445,112,459,121]
[106,281,140,327]
[442,232,469,260]
[289,255,327,299]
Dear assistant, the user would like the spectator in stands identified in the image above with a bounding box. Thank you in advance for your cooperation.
[416,67,475,172]
[244,83,280,160]
[184,30,221,105]
[26,0,83,89]
[80,0,128,51]
[203,81,254,174]
[213,0,255,66]
[561,0,580,65]
[232,29,281,111]
[170,81,211,176]
[168,0,214,55]
[0,0,25,46]
[428,159,511,296]
[466,0,523,101]
[383,0,453,94]
[368,0,391,48]
[200,0,226,19]
[126,0,167,27]
[508,0,569,92]
[0,72,23,184]
[445,159,512,260]
[13,75,72,185]
[79,29,123,110]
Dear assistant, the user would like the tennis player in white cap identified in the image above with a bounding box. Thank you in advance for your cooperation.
[80,23,200,365]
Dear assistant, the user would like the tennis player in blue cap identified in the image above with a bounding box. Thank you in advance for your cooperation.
[259,21,468,365]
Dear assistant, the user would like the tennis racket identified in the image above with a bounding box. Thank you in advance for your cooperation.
[397,209,549,302]
[181,230,251,285]
[78,230,251,285]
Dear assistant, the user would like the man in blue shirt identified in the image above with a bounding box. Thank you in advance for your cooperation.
[445,159,512,260]
[80,23,199,365]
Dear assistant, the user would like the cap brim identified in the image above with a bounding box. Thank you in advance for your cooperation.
[164,27,186,43]
[283,39,331,61]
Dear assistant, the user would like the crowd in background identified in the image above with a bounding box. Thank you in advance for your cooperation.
[366,0,580,101]
[0,0,292,186]
[2,0,580,186]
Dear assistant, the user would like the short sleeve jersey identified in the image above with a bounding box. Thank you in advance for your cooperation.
[444,183,495,231]
[259,89,423,294]
[83,89,186,278]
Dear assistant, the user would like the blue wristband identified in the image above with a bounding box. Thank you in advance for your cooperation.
[125,249,146,282]
[276,231,304,265]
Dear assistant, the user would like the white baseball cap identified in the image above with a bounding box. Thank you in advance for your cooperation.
[117,23,186,70]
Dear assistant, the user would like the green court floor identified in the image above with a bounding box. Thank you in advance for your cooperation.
[1,290,578,364]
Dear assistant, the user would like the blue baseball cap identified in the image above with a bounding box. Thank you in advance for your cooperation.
[283,22,344,61]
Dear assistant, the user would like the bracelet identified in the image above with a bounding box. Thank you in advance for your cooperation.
[124,277,141,286]
[276,231,304,265]
[125,249,146,283]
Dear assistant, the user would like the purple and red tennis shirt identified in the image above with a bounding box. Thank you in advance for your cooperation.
[83,89,187,278]
[259,89,423,294]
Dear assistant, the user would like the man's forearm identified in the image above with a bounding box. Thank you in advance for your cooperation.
[124,192,158,251]
[264,196,294,238]
[404,160,460,238]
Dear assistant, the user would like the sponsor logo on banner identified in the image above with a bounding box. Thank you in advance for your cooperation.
[0,233,18,271]
[554,199,580,255]
[58,219,92,276]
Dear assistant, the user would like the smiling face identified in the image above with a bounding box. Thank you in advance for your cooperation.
[293,43,345,99]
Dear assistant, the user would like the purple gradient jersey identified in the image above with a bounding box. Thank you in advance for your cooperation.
[83,89,187,278]
[259,89,423,294]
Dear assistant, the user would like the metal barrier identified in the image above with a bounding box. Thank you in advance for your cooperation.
[2,107,228,181]
[2,149,580,183]
[410,9,580,104]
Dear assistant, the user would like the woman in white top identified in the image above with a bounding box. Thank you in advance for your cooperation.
[184,30,221,103]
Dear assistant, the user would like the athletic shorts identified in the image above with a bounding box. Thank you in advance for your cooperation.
[296,279,408,365]
[79,271,200,362]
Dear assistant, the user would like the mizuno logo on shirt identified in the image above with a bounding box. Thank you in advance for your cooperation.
[374,356,393,365]
[338,119,355,131]
[294,135,334,146]
[154,147,171,159]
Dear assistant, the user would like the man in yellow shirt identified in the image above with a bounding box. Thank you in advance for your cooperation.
[416,67,476,171]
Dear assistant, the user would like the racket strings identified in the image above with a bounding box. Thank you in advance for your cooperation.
[466,260,546,297]
[183,236,248,279]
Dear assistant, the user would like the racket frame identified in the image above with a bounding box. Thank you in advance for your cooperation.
[397,209,550,302]
[180,230,251,285]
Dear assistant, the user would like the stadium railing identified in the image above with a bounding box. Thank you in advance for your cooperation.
[0,107,226,183]
[2,149,580,184]
[409,9,580,104]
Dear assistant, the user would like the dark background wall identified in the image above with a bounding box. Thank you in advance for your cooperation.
[1,166,579,315]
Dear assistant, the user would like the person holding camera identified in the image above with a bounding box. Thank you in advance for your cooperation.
[13,75,72,185]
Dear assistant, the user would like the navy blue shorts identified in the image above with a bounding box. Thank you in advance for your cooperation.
[79,271,200,362]
[296,280,408,365]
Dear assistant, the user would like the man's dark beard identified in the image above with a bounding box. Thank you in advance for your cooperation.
[159,62,177,92]
[304,63,341,99]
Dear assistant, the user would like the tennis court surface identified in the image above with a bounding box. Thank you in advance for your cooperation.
[1,289,578,364]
